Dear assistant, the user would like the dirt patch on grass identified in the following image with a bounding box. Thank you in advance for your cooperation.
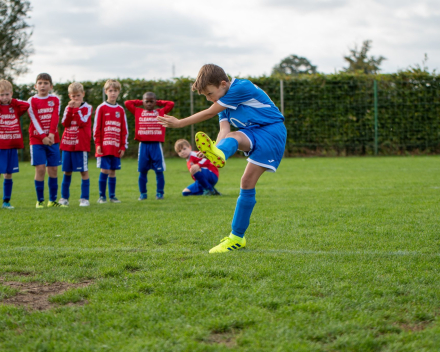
[206,332,237,348]
[399,321,433,332]
[0,279,93,311]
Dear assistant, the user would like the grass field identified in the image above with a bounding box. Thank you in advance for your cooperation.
[1,156,440,351]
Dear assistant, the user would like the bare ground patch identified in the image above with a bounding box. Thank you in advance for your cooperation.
[206,332,237,348]
[0,278,93,311]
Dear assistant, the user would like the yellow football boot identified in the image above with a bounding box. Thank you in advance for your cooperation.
[209,233,246,253]
[195,132,226,168]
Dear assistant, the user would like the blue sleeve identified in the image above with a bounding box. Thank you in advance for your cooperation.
[217,80,257,110]
[218,110,228,123]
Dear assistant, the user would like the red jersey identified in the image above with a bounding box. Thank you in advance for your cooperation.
[93,102,128,157]
[187,151,219,180]
[124,99,174,142]
[0,99,29,149]
[61,102,93,152]
[27,94,60,145]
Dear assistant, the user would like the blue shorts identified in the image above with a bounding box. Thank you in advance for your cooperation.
[30,144,61,167]
[62,151,89,172]
[186,169,218,195]
[97,155,121,170]
[238,122,287,172]
[138,142,166,173]
[0,149,19,174]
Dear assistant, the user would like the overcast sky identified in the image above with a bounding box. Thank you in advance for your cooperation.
[16,0,440,84]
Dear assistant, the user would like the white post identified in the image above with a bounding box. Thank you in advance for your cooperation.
[190,84,194,148]
[280,79,284,115]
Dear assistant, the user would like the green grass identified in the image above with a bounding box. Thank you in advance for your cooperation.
[1,156,440,351]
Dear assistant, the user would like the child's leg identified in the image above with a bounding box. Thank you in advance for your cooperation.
[80,171,90,200]
[155,171,164,196]
[34,164,46,202]
[3,173,12,203]
[47,166,58,202]
[209,163,266,254]
[193,170,214,192]
[99,169,109,198]
[138,172,147,195]
[61,172,72,200]
[108,169,116,199]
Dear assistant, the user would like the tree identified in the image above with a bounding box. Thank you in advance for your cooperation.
[0,0,33,81]
[343,40,385,74]
[272,54,317,76]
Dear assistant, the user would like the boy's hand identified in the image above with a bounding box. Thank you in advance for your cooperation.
[48,133,55,144]
[196,151,205,158]
[96,146,102,155]
[68,100,81,108]
[119,150,125,158]
[157,115,181,128]
[42,137,52,146]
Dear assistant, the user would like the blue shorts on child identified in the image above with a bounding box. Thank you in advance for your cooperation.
[0,149,19,174]
[97,155,121,170]
[238,122,287,172]
[138,141,166,173]
[62,151,89,172]
[30,144,61,167]
[187,169,218,195]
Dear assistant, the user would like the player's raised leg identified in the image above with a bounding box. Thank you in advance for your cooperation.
[209,162,266,253]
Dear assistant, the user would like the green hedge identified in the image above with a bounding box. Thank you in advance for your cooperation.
[12,72,440,160]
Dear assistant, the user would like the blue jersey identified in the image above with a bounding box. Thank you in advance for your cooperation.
[217,78,284,128]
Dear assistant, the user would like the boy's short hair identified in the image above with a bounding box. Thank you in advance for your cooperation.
[143,92,156,99]
[68,82,84,94]
[192,64,229,94]
[36,73,53,85]
[174,139,191,152]
[104,79,121,92]
[0,80,13,93]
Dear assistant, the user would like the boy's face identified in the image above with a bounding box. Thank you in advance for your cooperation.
[176,145,191,159]
[143,95,156,110]
[106,88,120,102]
[69,91,85,104]
[0,91,12,105]
[35,80,52,96]
[202,81,229,103]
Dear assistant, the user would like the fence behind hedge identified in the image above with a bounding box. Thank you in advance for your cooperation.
[13,72,440,160]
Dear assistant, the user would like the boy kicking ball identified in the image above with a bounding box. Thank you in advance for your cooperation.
[158,64,286,253]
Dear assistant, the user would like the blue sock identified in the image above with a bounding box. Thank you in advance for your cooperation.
[48,177,58,202]
[193,171,213,191]
[99,172,108,198]
[231,188,256,238]
[156,171,164,195]
[35,180,44,202]
[81,179,90,200]
[108,176,116,198]
[138,172,147,194]
[3,179,13,202]
[61,174,72,199]
[182,191,191,196]
[216,137,239,160]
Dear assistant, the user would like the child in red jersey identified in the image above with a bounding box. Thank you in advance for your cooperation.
[28,73,65,208]
[174,139,220,196]
[93,79,128,203]
[0,80,30,209]
[59,82,93,207]
[125,93,174,200]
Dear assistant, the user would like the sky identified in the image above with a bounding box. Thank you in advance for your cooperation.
[16,0,440,84]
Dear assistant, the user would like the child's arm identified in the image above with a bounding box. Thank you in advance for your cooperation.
[62,106,76,128]
[11,98,30,117]
[157,102,226,128]
[124,100,143,115]
[155,100,174,114]
[77,105,93,128]
[48,97,60,143]
[93,106,103,155]
[119,109,128,157]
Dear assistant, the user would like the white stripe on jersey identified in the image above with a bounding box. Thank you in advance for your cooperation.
[27,97,45,135]
[240,98,271,109]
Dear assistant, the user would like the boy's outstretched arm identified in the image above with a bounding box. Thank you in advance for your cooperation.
[157,102,226,128]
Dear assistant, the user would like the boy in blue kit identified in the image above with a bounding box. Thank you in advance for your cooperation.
[158,64,287,253]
